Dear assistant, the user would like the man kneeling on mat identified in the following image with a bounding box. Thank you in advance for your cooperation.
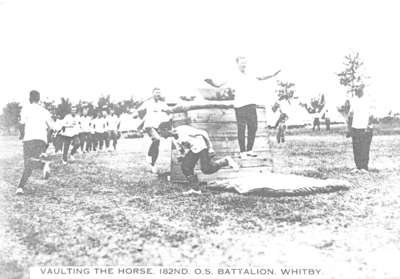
[158,122,240,195]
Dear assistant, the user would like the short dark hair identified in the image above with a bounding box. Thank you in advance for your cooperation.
[29,90,40,103]
[235,56,246,64]
[158,121,172,131]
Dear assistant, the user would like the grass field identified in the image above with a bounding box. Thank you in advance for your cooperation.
[1,126,400,279]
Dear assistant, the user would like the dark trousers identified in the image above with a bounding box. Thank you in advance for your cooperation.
[95,132,105,150]
[146,127,161,166]
[277,125,286,144]
[85,133,93,152]
[148,140,160,166]
[53,134,63,153]
[181,149,228,177]
[235,104,258,152]
[325,119,331,131]
[61,135,80,162]
[104,132,110,149]
[351,128,373,170]
[91,133,98,151]
[107,131,119,150]
[18,140,47,188]
[313,117,320,131]
[79,132,90,152]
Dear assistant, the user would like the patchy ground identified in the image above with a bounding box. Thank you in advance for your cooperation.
[1,127,400,279]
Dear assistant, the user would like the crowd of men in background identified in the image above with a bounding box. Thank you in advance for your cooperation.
[50,104,121,164]
[16,91,122,195]
[14,56,374,196]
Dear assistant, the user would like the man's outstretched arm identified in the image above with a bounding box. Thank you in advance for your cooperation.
[257,69,281,81]
[204,78,226,88]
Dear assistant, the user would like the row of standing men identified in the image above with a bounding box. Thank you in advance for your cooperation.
[50,106,121,164]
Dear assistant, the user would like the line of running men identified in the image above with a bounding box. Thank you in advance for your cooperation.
[50,105,121,164]
[17,90,239,196]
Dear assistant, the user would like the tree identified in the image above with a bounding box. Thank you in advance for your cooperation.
[337,52,368,97]
[275,80,297,104]
[1,102,22,133]
[42,99,57,118]
[55,98,72,119]
[97,94,111,110]
[117,97,140,114]
[300,94,325,114]
[271,80,297,114]
[336,52,369,122]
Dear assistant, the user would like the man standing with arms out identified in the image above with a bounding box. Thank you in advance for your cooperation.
[348,85,374,174]
[138,87,171,173]
[205,56,280,158]
[16,90,52,195]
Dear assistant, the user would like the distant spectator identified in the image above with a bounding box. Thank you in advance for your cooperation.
[323,109,331,131]
[274,112,288,144]
[348,85,373,173]
[312,111,321,131]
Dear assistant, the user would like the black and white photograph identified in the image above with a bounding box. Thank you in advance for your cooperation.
[0,0,399,278]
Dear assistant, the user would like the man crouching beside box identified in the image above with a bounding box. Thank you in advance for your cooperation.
[158,122,240,195]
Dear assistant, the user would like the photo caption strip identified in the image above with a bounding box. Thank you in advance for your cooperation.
[31,266,323,279]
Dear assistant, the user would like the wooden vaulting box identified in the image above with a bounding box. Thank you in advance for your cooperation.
[170,102,272,183]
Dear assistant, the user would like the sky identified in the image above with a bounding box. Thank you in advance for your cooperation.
[0,0,399,115]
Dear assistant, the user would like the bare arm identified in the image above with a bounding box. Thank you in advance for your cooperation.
[257,69,281,81]
[204,78,226,88]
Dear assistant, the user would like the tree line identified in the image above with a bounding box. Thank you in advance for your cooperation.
[2,52,390,135]
[0,95,142,135]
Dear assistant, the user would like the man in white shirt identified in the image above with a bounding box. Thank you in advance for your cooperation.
[348,85,373,173]
[60,106,81,163]
[158,122,239,195]
[16,90,52,195]
[52,116,64,154]
[323,109,331,131]
[88,114,98,152]
[78,105,91,153]
[205,56,280,158]
[94,111,106,151]
[105,109,121,151]
[137,88,171,173]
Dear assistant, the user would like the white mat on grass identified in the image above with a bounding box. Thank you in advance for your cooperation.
[206,172,352,196]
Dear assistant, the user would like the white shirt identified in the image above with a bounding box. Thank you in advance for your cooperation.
[20,103,51,143]
[106,115,120,131]
[172,125,208,154]
[53,119,63,132]
[94,117,106,133]
[61,114,80,137]
[79,115,90,133]
[351,96,371,129]
[140,99,170,128]
[89,118,96,134]
[227,71,259,108]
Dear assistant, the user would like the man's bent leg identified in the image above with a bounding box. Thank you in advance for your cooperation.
[62,136,72,162]
[199,150,228,174]
[18,140,46,189]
